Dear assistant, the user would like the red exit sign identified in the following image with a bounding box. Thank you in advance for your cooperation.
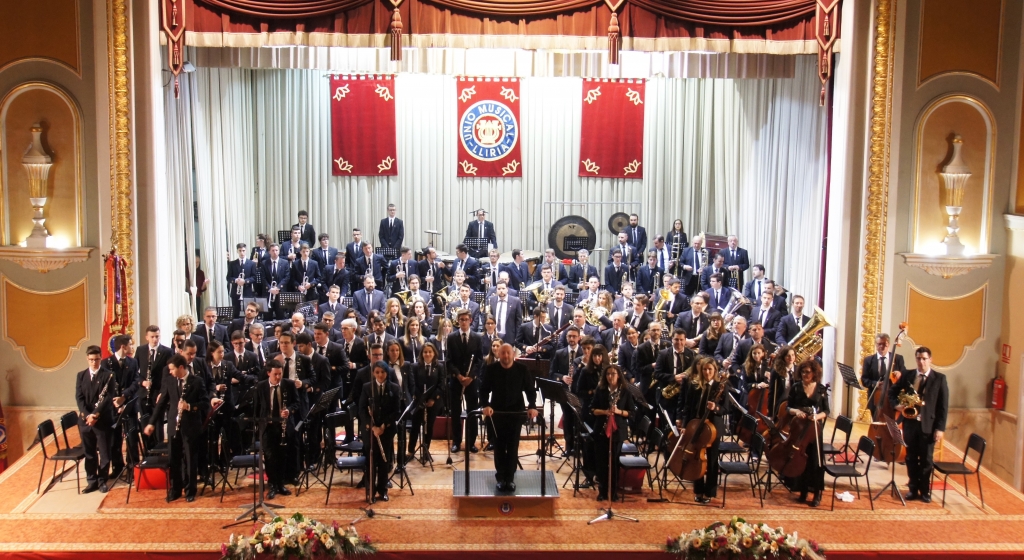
[1002,344,1012,364]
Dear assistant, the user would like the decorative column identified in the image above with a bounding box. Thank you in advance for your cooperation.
[939,135,970,256]
[20,124,52,248]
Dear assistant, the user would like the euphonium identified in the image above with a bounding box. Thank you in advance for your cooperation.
[787,306,834,364]
[721,289,751,321]
[898,388,923,419]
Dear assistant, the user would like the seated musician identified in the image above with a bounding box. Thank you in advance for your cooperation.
[786,359,829,507]
[698,312,726,358]
[404,275,434,316]
[604,249,628,295]
[534,249,568,284]
[578,276,602,303]
[613,282,635,312]
[451,244,480,290]
[769,346,797,420]
[743,343,769,392]
[547,285,573,329]
[480,248,503,292]
[383,298,405,339]
[589,364,634,501]
[684,356,727,504]
[674,292,710,349]
[516,308,554,359]
[623,294,652,334]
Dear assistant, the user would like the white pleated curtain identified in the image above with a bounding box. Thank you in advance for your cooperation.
[172,57,827,308]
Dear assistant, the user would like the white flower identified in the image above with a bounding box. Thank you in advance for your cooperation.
[325,538,335,548]
[254,544,263,554]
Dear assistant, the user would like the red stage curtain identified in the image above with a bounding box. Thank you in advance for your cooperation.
[579,79,645,179]
[198,0,374,18]
[330,75,399,176]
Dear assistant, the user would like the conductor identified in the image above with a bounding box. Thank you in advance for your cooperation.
[481,344,539,492]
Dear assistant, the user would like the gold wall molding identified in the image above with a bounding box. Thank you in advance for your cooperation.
[0,81,86,247]
[904,282,987,369]
[858,0,897,422]
[107,0,134,336]
[0,274,89,371]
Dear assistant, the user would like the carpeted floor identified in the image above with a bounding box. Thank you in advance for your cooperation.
[1,421,1022,557]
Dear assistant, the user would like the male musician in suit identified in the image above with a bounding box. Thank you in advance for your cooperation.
[862,333,906,417]
[533,249,568,284]
[891,347,948,503]
[310,234,339,271]
[264,244,293,320]
[293,210,317,247]
[674,293,710,348]
[352,275,386,324]
[229,302,262,341]
[653,330,697,420]
[748,291,783,340]
[104,336,141,476]
[271,331,319,479]
[715,316,747,373]
[466,208,498,249]
[251,359,299,499]
[602,249,627,295]
[479,248,502,292]
[775,295,810,346]
[377,203,405,251]
[319,284,349,322]
[549,326,583,455]
[654,278,689,324]
[609,231,639,271]
[635,251,662,295]
[651,235,673,277]
[504,249,531,289]
[735,321,777,369]
[280,227,303,262]
[336,319,369,443]
[680,235,707,297]
[634,324,667,402]
[197,307,230,350]
[295,332,333,470]
[720,235,750,289]
[743,264,768,303]
[76,346,118,493]
[321,252,351,301]
[403,275,434,316]
[387,246,417,294]
[488,281,523,345]
[227,243,258,318]
[547,286,573,329]
[626,213,648,255]
[291,244,321,302]
[764,279,789,314]
[287,312,315,340]
[364,315,397,349]
[485,271,520,300]
[447,283,481,326]
[206,340,241,456]
[448,310,485,453]
[313,323,350,402]
[624,295,653,334]
[138,326,174,438]
[359,361,402,501]
[517,308,553,358]
[618,327,640,381]
[345,229,364,272]
[451,244,481,291]
[569,249,600,293]
[246,323,272,373]
[700,253,728,292]
[251,234,270,264]
[704,273,731,315]
[356,242,387,288]
[576,274,600,303]
[482,344,539,492]
[600,312,627,357]
[226,331,260,394]
[143,354,212,502]
[418,246,450,294]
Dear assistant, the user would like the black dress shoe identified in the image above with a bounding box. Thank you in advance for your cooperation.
[451,444,461,453]
[166,493,181,503]
[277,485,291,496]
[469,445,479,453]
[203,476,216,486]
[579,480,593,489]
[378,492,389,502]
[904,491,919,501]
[920,495,932,504]
[484,443,494,451]
[596,493,608,501]
[810,493,821,508]
[99,483,109,493]
[507,482,516,492]
[186,494,196,503]
[695,495,712,504]
[83,483,99,494]
[496,481,507,492]
[798,492,808,502]
[267,488,278,500]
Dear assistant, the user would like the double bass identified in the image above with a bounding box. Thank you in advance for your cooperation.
[866,322,908,463]
[665,374,728,482]
[767,406,821,478]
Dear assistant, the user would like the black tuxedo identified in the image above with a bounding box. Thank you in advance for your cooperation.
[451,257,481,290]
[488,295,524,344]
[149,373,209,497]
[196,322,229,349]
[567,263,599,291]
[102,355,142,470]
[356,253,388,287]
[705,286,731,314]
[290,259,321,301]
[624,310,653,334]
[889,369,948,497]
[315,340,350,394]
[861,352,906,392]
[75,368,118,484]
[252,379,299,488]
[679,247,705,293]
[719,247,749,288]
[516,321,554,357]
[310,246,339,271]
[466,219,498,248]
[447,329,484,447]
[378,217,405,249]
[666,231,689,254]
[137,344,173,410]
[293,222,317,247]
[321,265,351,299]
[604,263,629,293]
[674,311,710,339]
[245,340,272,371]
[409,362,444,453]
[503,261,531,289]
[228,318,261,340]
[533,262,568,284]
[748,306,782,338]
[653,347,696,418]
[633,340,663,392]
[352,289,386,323]
[547,301,573,329]
[775,313,810,346]
[635,264,662,295]
[225,349,260,394]
[626,225,648,254]
[387,258,418,294]
[359,380,401,495]
[416,259,450,292]
[319,300,349,322]
[227,258,258,317]
[618,342,639,379]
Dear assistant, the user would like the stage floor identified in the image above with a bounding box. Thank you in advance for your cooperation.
[1,418,1023,557]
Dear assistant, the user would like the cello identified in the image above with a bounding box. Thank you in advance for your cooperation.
[665,372,728,482]
[866,322,908,463]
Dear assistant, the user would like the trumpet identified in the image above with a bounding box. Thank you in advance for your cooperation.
[269,280,278,304]
[399,262,409,291]
[520,282,529,320]
[898,388,923,419]
[582,263,588,288]
[236,272,245,296]
[621,269,629,290]
[299,274,309,295]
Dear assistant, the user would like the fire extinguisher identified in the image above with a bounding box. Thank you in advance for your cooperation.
[990,374,1006,410]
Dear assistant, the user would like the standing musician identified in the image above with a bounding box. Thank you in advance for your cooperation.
[735,321,777,368]
[385,341,413,406]
[743,343,770,396]
[684,356,727,504]
[198,307,230,349]
[227,243,258,318]
[626,213,648,254]
[387,247,416,294]
[666,219,689,268]
[251,233,269,264]
[280,226,304,262]
[618,327,640,381]
[604,249,629,295]
[448,310,485,453]
[862,333,906,417]
[345,229,364,273]
[715,316,747,373]
[418,247,450,295]
[408,342,443,458]
[504,250,531,288]
[75,346,118,493]
[700,253,728,292]
[635,251,663,295]
[558,308,600,348]
[296,333,332,469]
[229,302,262,341]
[654,329,696,421]
[550,326,583,457]
[378,203,405,251]
[634,324,667,405]
[143,354,211,502]
[447,284,480,327]
[654,278,689,325]
[467,208,498,249]
[293,210,317,247]
[651,236,673,278]
[680,235,707,296]
[775,294,810,345]
[252,359,298,499]
[517,308,554,358]
[104,335,141,476]
[720,235,750,289]
[451,244,481,290]
[891,346,948,503]
[402,317,427,366]
[489,281,523,345]
[547,286,573,329]
[311,233,339,272]
[356,242,388,288]
[138,326,173,439]
[600,312,627,360]
[404,275,434,316]
[770,346,797,420]
[322,253,351,300]
[577,276,602,303]
[590,364,634,502]
[353,275,386,324]
[674,293,709,349]
[481,344,540,492]
[292,244,321,302]
[264,244,293,320]
[534,249,568,283]
[480,248,502,292]
[359,361,401,502]
[569,249,600,293]
[787,359,830,507]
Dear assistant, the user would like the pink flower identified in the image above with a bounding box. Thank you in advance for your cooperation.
[364,534,372,544]
[220,544,228,555]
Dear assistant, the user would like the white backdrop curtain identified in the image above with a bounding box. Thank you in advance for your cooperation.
[169,56,827,309]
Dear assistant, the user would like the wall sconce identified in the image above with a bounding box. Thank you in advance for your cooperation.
[939,134,969,256]
[20,123,52,248]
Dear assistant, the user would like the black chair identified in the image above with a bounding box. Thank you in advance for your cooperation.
[621,415,651,456]
[325,455,368,505]
[36,418,85,494]
[822,415,854,464]
[824,435,875,511]
[933,433,986,509]
[719,432,765,509]
[59,411,84,456]
[220,454,257,502]
[127,430,171,504]
[618,427,663,498]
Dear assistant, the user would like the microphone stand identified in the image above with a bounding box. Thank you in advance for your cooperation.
[440,360,463,469]
[389,399,416,494]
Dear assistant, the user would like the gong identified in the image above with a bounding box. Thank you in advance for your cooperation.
[547,216,597,260]
[608,212,630,235]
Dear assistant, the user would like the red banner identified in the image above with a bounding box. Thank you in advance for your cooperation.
[456,77,522,178]
[579,79,645,179]
[102,250,129,359]
[330,75,398,176]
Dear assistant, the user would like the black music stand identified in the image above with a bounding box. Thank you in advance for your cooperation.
[873,414,907,506]
[536,378,568,458]
[223,386,283,527]
[297,387,340,494]
[376,247,398,261]
[110,396,140,490]
[278,292,304,314]
[389,399,417,494]
[463,237,489,260]
[836,362,863,418]
[558,393,594,497]
[754,411,786,496]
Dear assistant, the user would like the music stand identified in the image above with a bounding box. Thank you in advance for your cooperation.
[424,230,441,249]
[558,392,594,497]
[463,237,489,260]
[536,378,568,458]
[223,386,283,527]
[873,414,907,506]
[297,387,341,494]
[389,399,417,494]
[836,362,863,418]
[110,396,140,490]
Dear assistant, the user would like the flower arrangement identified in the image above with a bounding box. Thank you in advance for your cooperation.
[221,512,376,560]
[666,517,825,560]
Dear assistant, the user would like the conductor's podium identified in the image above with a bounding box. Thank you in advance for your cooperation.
[453,470,558,518]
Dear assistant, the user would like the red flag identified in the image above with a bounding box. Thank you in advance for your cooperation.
[606,406,617,439]
[456,77,522,178]
[101,250,130,358]
[579,79,646,179]
[0,399,7,475]
[330,75,398,176]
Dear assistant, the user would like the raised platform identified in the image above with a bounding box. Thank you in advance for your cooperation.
[453,470,558,517]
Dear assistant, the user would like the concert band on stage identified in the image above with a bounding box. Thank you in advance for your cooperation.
[79,207,943,509]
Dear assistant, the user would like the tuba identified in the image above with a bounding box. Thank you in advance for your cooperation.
[786,306,834,364]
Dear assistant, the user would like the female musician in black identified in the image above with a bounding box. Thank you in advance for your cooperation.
[698,312,726,358]
[408,342,443,459]
[786,359,829,507]
[667,219,688,251]
[572,345,608,422]
[410,300,433,337]
[590,364,634,501]
[385,340,412,405]
[402,317,426,366]
[684,356,727,504]
[744,343,769,388]
[769,345,796,420]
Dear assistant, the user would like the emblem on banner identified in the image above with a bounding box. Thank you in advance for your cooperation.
[459,100,519,162]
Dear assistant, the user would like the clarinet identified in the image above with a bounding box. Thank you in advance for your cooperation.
[85,372,112,421]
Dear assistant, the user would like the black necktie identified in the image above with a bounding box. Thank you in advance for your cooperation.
[675,352,682,375]
[366,293,371,308]
[463,332,468,346]
[272,385,280,417]
[178,377,184,395]
[879,356,886,378]
[284,357,291,380]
